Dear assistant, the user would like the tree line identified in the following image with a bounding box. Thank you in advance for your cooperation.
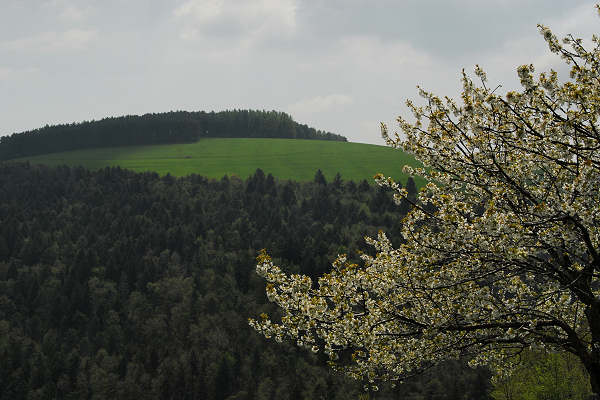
[0,110,346,161]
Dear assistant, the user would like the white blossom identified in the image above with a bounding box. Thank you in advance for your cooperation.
[250,7,600,390]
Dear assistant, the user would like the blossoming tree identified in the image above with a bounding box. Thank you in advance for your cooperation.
[250,9,600,393]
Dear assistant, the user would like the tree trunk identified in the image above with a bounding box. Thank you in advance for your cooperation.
[585,304,600,397]
[588,362,600,397]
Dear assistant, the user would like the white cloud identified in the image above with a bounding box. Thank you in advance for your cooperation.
[357,119,386,142]
[0,66,39,81]
[339,35,433,72]
[288,94,353,116]
[291,34,434,83]
[42,0,92,22]
[0,67,12,80]
[0,29,97,52]
[550,2,598,38]
[173,0,223,22]
[472,2,598,94]
[173,0,297,41]
[59,5,89,22]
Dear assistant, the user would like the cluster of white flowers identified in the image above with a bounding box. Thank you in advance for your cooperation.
[250,11,600,387]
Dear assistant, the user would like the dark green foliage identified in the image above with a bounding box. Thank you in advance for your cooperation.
[0,110,346,161]
[491,351,590,400]
[405,177,417,200]
[0,163,489,399]
[314,169,327,186]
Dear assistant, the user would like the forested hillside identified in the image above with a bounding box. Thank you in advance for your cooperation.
[0,110,346,161]
[0,163,490,399]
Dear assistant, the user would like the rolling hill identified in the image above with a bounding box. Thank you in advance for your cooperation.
[0,110,346,160]
[12,138,424,185]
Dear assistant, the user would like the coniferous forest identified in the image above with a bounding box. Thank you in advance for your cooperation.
[0,110,346,161]
[0,162,491,399]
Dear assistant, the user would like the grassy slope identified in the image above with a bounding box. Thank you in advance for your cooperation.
[14,138,423,184]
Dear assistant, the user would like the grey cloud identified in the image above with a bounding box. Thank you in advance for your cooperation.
[0,0,597,145]
[1,29,98,52]
[295,0,594,58]
[172,0,297,41]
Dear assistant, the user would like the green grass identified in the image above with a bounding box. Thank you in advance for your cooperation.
[13,138,424,185]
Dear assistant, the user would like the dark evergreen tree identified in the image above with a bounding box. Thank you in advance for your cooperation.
[0,163,491,399]
[0,110,346,161]
[313,169,327,186]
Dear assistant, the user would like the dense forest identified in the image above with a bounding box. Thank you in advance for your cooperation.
[0,163,491,399]
[0,110,346,161]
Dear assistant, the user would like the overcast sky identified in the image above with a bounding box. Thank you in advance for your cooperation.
[1,0,597,144]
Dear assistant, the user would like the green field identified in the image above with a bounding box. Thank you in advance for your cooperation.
[13,138,423,184]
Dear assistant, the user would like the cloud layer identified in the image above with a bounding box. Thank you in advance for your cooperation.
[0,0,597,145]
[173,0,297,41]
[1,29,97,52]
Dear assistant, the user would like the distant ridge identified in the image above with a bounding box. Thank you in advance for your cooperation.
[0,110,346,160]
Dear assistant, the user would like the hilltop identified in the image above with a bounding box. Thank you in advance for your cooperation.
[1,110,424,184]
[0,110,346,161]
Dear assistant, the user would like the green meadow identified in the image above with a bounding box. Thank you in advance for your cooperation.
[15,138,423,185]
